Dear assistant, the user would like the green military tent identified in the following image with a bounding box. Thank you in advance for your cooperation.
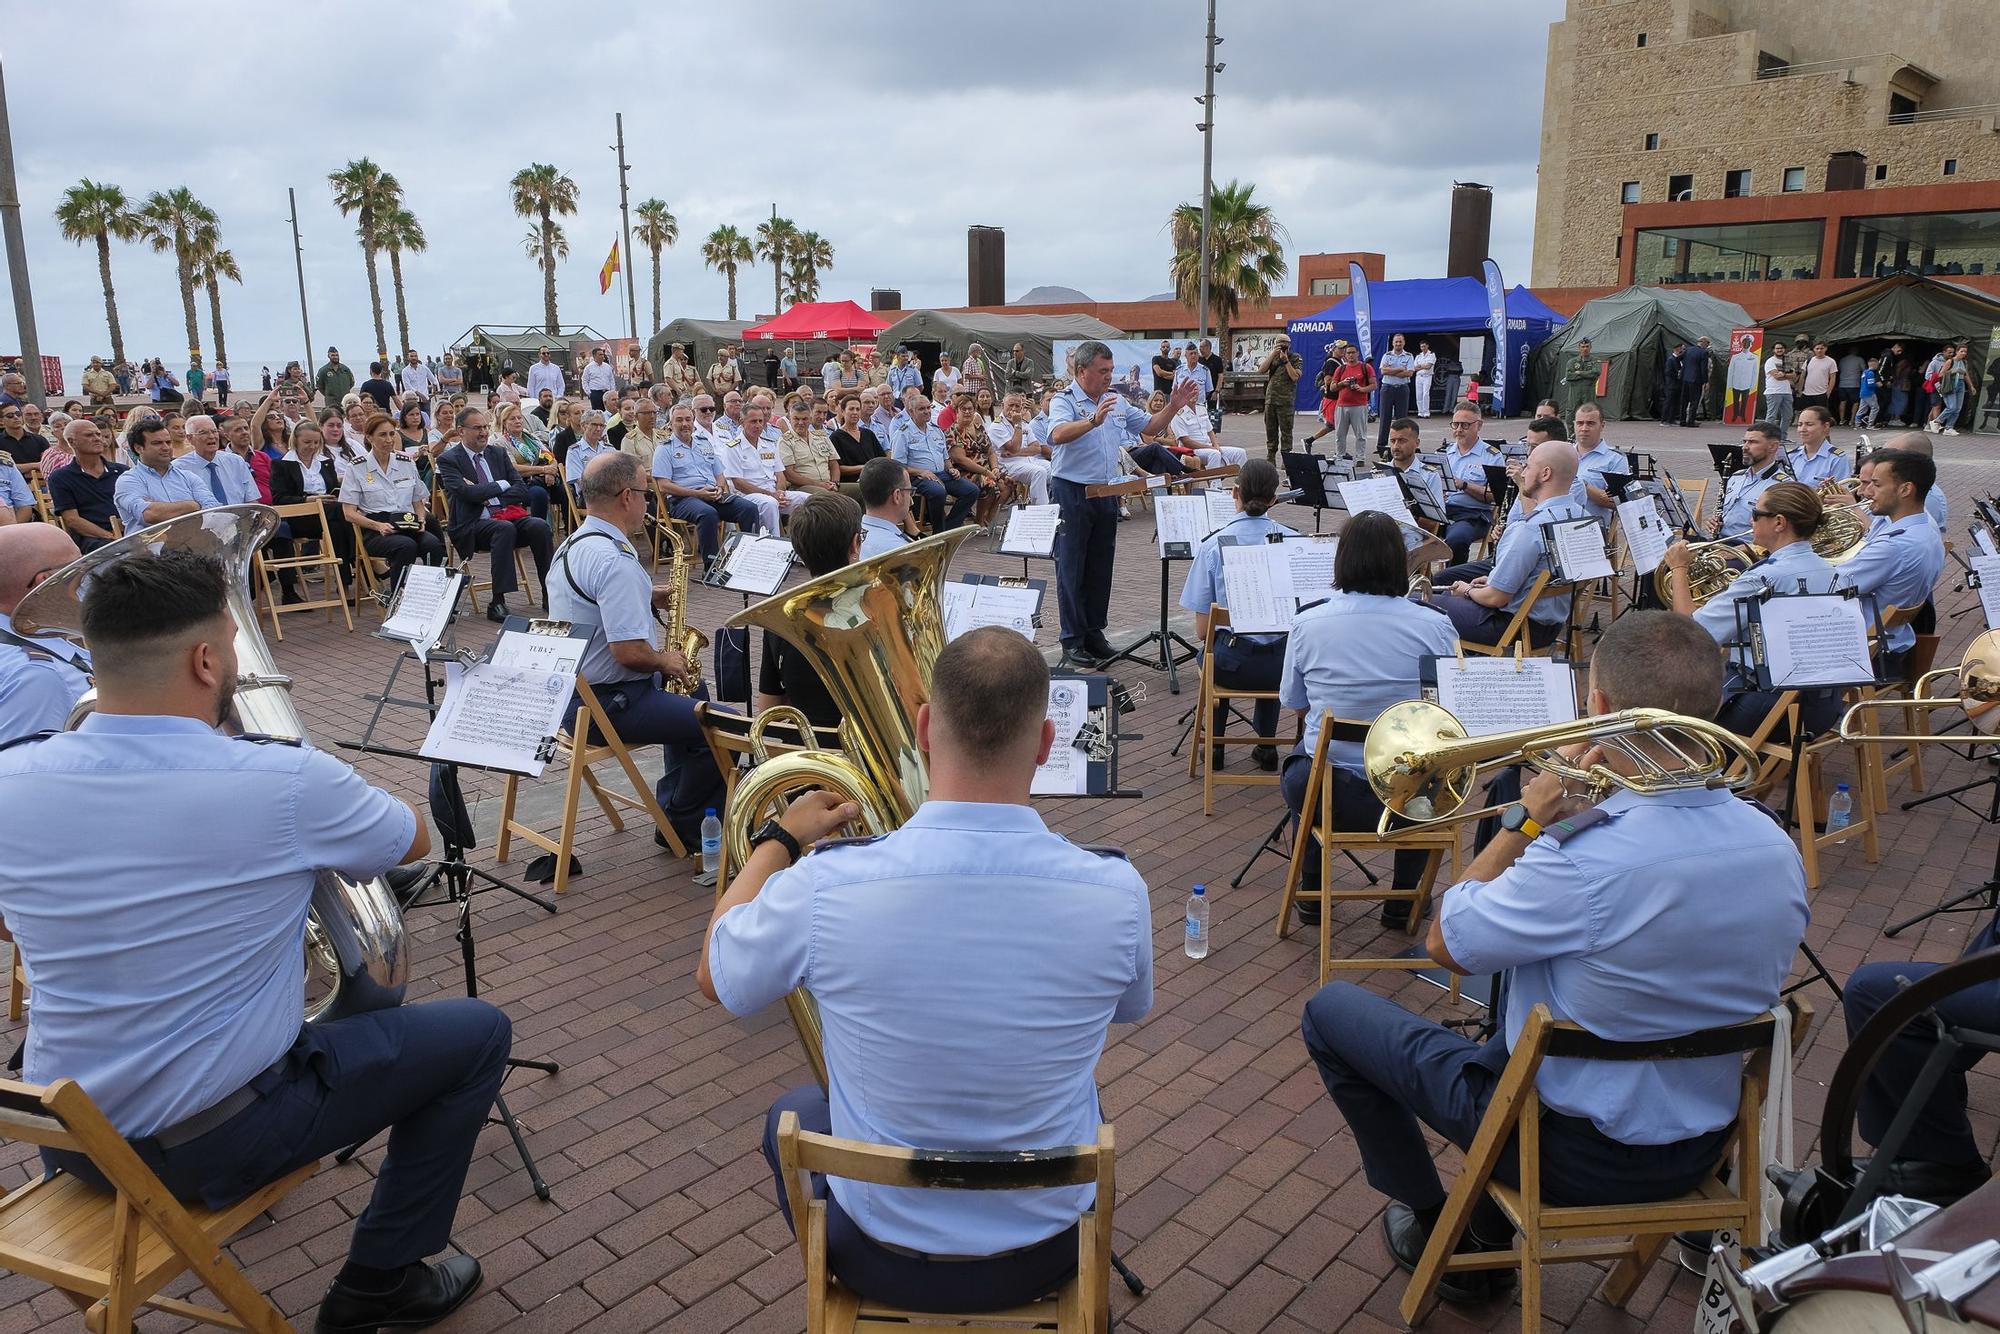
[873,310,1125,388]
[1761,272,2000,346]
[1529,287,1752,421]
[646,318,753,380]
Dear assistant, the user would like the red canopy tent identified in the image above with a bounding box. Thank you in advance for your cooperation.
[740,300,888,342]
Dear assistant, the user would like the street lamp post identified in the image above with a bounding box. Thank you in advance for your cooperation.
[0,56,45,406]
[1195,0,1220,347]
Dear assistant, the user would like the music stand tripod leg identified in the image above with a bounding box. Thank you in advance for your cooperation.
[1887,759,2000,937]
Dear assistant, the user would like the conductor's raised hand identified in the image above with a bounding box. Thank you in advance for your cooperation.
[1093,395,1120,425]
[1168,377,1200,411]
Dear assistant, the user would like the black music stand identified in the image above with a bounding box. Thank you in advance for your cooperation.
[1281,452,1337,533]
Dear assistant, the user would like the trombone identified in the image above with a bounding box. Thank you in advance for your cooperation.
[1838,629,2000,742]
[1364,699,1763,835]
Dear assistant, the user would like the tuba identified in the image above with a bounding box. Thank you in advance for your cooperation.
[14,505,408,1022]
[719,526,981,1088]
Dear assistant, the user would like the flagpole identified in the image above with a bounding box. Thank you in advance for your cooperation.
[614,112,638,343]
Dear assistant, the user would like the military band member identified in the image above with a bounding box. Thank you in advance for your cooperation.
[1715,422,1792,539]
[1838,448,1946,676]
[1429,442,1589,647]
[1438,407,1500,564]
[1179,460,1295,772]
[0,524,90,743]
[1786,405,1852,489]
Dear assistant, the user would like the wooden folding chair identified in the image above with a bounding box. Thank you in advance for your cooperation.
[1274,714,1460,985]
[1856,606,1934,809]
[252,503,353,641]
[694,703,842,888]
[496,676,689,895]
[433,483,530,615]
[344,517,388,616]
[1750,694,1881,890]
[1186,610,1288,814]
[0,1077,315,1334]
[775,1111,1114,1334]
[1401,998,1813,1331]
[19,462,53,524]
[0,920,23,1022]
[1458,572,1570,658]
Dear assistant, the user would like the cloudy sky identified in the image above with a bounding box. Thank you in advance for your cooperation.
[3,0,1562,372]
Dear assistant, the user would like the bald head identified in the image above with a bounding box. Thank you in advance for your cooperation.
[0,523,81,614]
[1884,429,1932,459]
[1527,439,1577,488]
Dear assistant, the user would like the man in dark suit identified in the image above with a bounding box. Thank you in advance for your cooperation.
[1679,334,1712,427]
[439,407,554,622]
[1659,341,1684,426]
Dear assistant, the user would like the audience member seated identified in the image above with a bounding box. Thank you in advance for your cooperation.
[755,492,862,731]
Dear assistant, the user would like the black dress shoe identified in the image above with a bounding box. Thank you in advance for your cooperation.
[1058,647,1105,672]
[1382,1204,1514,1306]
[315,1254,482,1333]
[486,599,508,624]
[1252,745,1279,771]
[1083,632,1118,661]
[1379,901,1412,929]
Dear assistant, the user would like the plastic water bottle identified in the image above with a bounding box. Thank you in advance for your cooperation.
[1828,784,1853,844]
[700,808,722,874]
[1184,884,1210,960]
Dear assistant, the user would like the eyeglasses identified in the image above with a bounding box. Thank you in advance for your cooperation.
[696,405,716,413]
[1750,509,1777,520]
[619,487,648,501]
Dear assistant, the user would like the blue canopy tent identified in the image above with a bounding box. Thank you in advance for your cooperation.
[1284,278,1566,416]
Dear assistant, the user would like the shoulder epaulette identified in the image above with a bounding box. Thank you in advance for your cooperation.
[0,729,57,752]
[1080,844,1132,861]
[232,732,303,747]
[812,833,886,853]
[1741,795,1786,829]
[1542,806,1612,844]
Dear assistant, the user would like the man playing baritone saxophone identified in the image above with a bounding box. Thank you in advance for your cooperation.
[0,549,507,1334]
[1299,612,1807,1306]
[549,451,727,851]
[700,627,1152,1315]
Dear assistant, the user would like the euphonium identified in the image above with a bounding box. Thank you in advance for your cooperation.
[14,505,409,1022]
[655,520,707,693]
[1363,698,1761,833]
[719,526,982,1088]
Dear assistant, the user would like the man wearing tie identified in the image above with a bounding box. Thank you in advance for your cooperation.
[171,415,301,601]
[438,408,555,624]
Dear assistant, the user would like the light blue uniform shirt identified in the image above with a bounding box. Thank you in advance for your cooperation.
[708,801,1152,1255]
[858,514,910,561]
[1026,413,1053,449]
[710,414,746,447]
[1693,541,1837,668]
[1172,363,1214,411]
[868,408,899,443]
[1572,443,1625,527]
[169,450,258,507]
[651,432,726,489]
[1491,496,1593,624]
[114,462,195,533]
[1785,444,1852,489]
[0,611,91,743]
[1048,383,1150,485]
[1441,442,1501,517]
[887,363,923,401]
[888,418,949,474]
[1718,459,1789,537]
[0,461,32,516]
[0,714,414,1137]
[1280,593,1460,769]
[1179,513,1297,615]
[1837,509,1945,653]
[1379,350,1416,384]
[548,515,655,684]
[1439,787,1808,1143]
[1925,485,1946,532]
[563,437,615,489]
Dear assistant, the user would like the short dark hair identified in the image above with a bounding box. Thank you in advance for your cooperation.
[1386,416,1419,437]
[1797,404,1833,427]
[1236,458,1279,516]
[859,456,907,509]
[1591,610,1723,721]
[81,549,230,684]
[1333,512,1406,597]
[1745,422,1783,444]
[928,625,1049,760]
[1527,414,1568,441]
[125,417,166,450]
[788,492,862,575]
[1872,448,1936,501]
[455,406,485,430]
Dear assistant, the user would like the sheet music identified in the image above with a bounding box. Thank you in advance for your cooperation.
[943,581,1040,641]
[1974,554,2000,629]
[378,566,461,659]
[1338,475,1418,532]
[1617,496,1671,574]
[1220,543,1292,633]
[487,627,587,677]
[1431,656,1580,737]
[1547,518,1614,581]
[1755,595,1875,688]
[1154,494,1207,557]
[1031,677,1091,796]
[1401,467,1447,520]
[716,534,795,594]
[419,661,573,776]
[1283,536,1336,605]
[999,504,1061,556]
[1204,489,1238,534]
[1976,527,1997,559]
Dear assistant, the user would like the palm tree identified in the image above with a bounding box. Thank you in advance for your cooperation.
[754,214,798,315]
[137,188,218,360]
[632,198,678,334]
[510,163,580,334]
[189,221,242,373]
[327,158,402,359]
[54,179,143,365]
[702,224,753,321]
[377,206,426,357]
[784,229,834,304]
[1168,179,1290,361]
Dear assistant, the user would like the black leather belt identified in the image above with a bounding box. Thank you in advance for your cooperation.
[142,1030,306,1151]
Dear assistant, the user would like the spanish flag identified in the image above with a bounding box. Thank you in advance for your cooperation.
[599,238,620,295]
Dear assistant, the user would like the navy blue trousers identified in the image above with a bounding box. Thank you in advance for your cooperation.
[1052,478,1118,652]
[910,474,979,530]
[1281,753,1431,889]
[1208,631,1283,745]
[1300,982,1728,1216]
[47,1000,511,1269]
[1441,507,1489,566]
[762,1085,1079,1313]
[668,492,763,562]
[456,515,553,600]
[570,678,725,842]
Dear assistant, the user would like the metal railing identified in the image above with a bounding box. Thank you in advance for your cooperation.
[1890,102,2000,125]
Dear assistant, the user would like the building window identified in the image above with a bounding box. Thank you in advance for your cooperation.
[1725,169,1752,198]
[1668,173,1694,201]
[1633,219,1826,286]
[1890,93,1919,124]
[1835,208,2000,280]
[1636,32,1647,47]
[1644,132,1659,150]
[1308,277,1347,296]
[1782,167,1806,192]
[1620,181,1641,205]
[1875,164,1890,181]
[1945,159,1959,176]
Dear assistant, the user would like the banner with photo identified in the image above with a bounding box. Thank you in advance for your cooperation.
[1051,338,1165,404]
[1231,330,1287,374]
[570,336,646,389]
[1723,327,1763,425]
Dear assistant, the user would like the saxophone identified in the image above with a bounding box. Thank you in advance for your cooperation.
[656,520,708,694]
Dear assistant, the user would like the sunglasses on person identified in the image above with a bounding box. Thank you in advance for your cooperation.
[1750,508,1778,520]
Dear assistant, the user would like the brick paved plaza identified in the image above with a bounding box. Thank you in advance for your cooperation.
[2,414,1994,1333]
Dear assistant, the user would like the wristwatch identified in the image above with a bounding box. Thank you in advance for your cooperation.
[749,819,803,866]
[1499,803,1544,841]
